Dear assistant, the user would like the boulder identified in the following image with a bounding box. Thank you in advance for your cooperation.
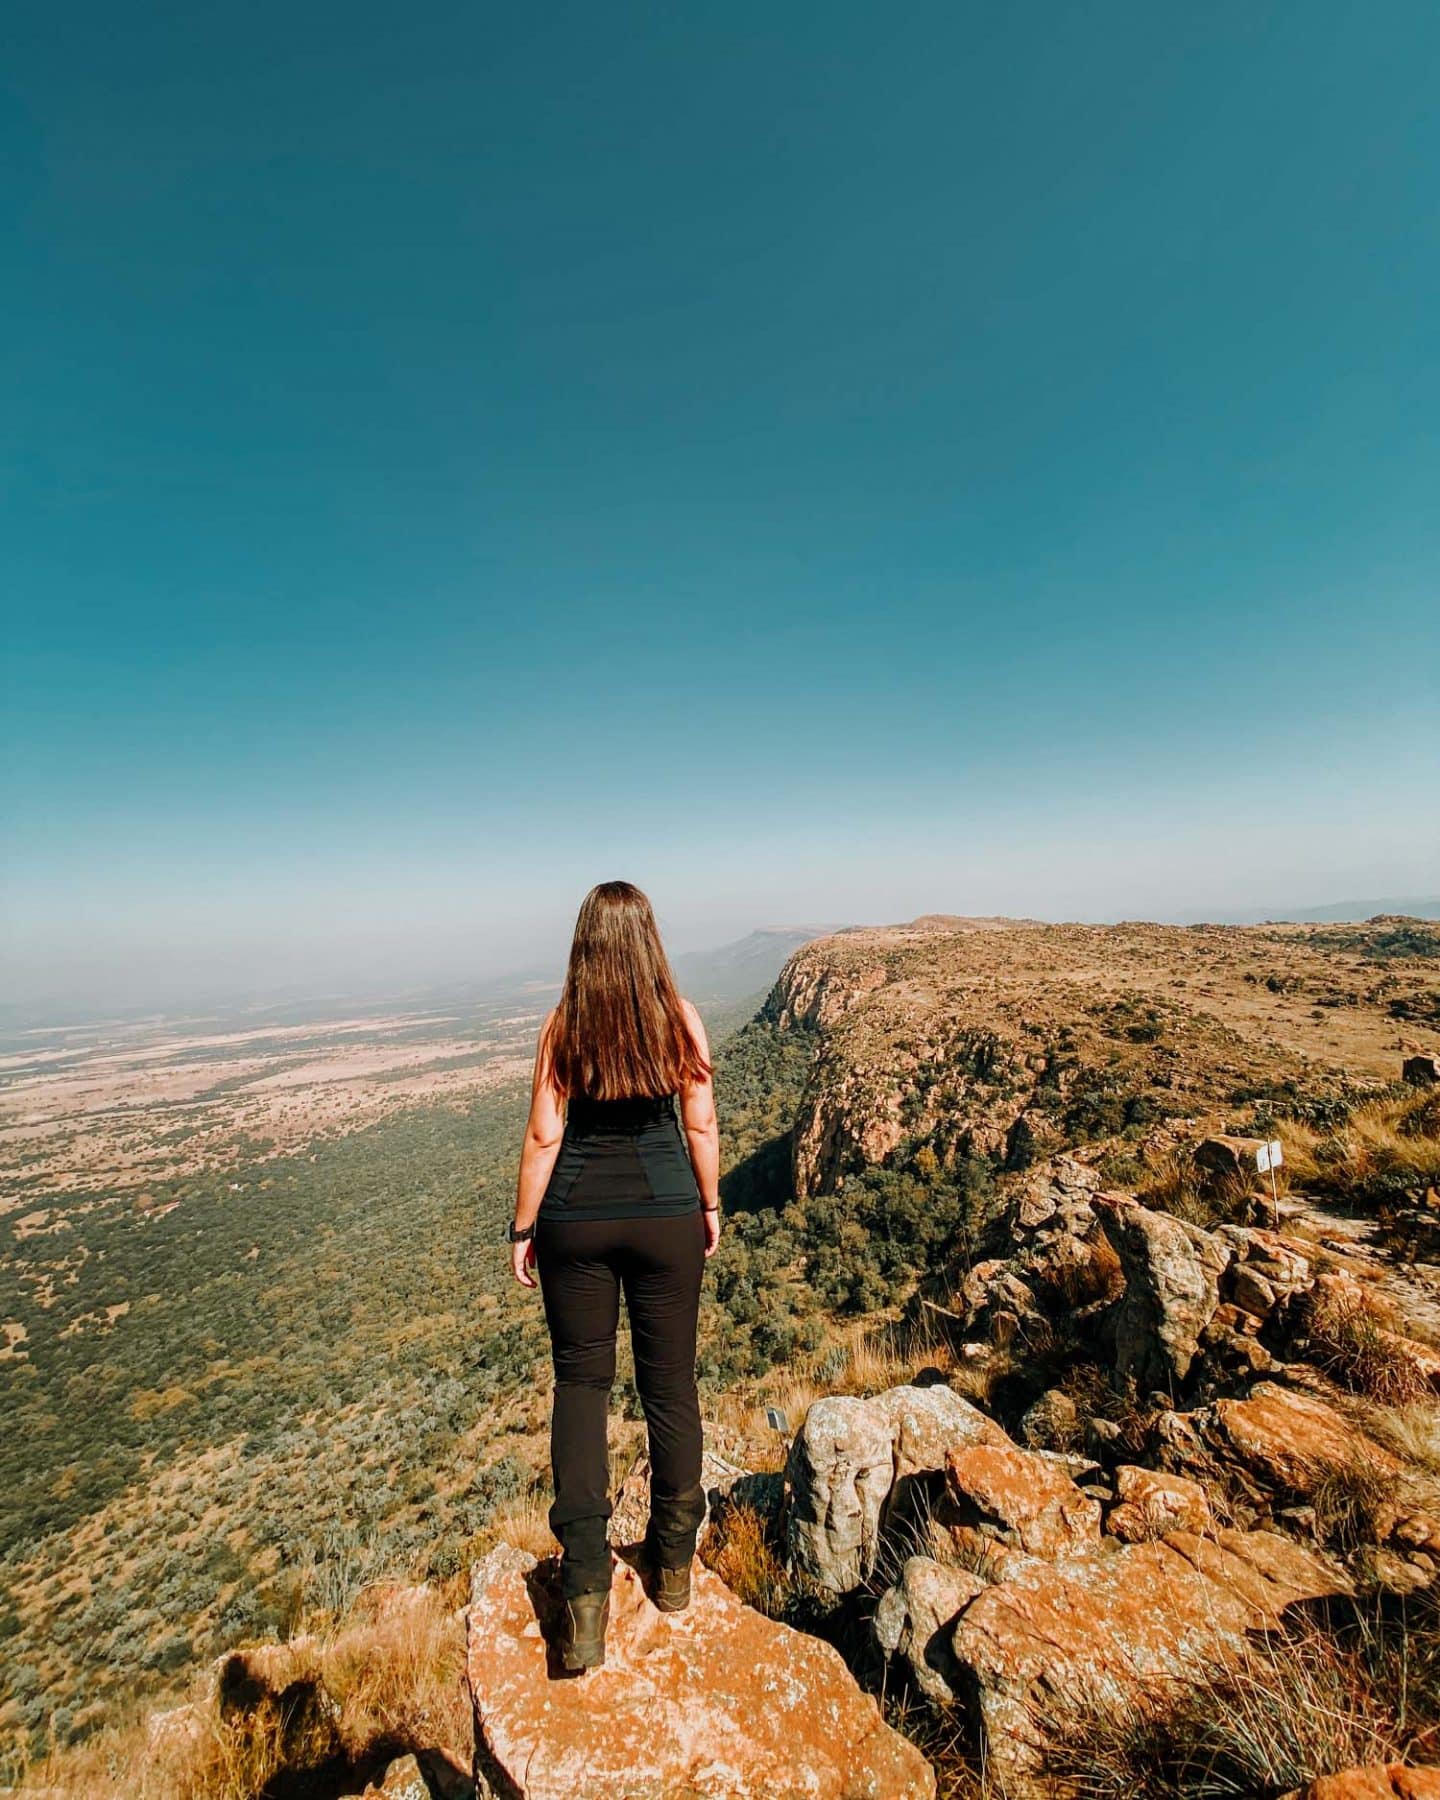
[1281,1769,1440,1800]
[873,1556,986,1703]
[943,1443,1101,1560]
[1004,1109,1067,1172]
[1195,1135,1267,1183]
[1351,1544,1435,1596]
[783,1395,893,1593]
[1095,1197,1232,1391]
[949,1527,1349,1794]
[361,1756,428,1800]
[1018,1387,1080,1450]
[1105,1465,1210,1542]
[958,1261,1044,1342]
[872,1381,1011,1480]
[465,1543,936,1800]
[1403,1056,1440,1087]
[785,1383,1008,1591]
[1230,1264,1279,1319]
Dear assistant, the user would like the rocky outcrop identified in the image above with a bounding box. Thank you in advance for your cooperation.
[873,1522,1349,1795]
[1302,1273,1440,1395]
[766,916,1428,1209]
[1152,1380,1440,1558]
[1403,1055,1440,1086]
[946,1157,1122,1342]
[1214,1222,1313,1303]
[1095,1195,1232,1392]
[784,1382,1008,1590]
[771,948,891,1033]
[465,1543,936,1800]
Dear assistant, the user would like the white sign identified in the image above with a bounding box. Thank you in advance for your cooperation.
[765,1406,789,1434]
[1256,1139,1285,1174]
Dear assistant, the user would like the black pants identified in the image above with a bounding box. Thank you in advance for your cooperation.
[534,1208,707,1597]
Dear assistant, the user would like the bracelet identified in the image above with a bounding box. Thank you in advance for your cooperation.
[508,1220,536,1242]
[701,1203,720,1214]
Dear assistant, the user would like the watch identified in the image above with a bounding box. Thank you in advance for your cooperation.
[508,1220,536,1243]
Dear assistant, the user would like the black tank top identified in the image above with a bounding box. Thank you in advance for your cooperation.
[537,1091,702,1222]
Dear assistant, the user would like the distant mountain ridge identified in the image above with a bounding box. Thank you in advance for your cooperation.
[670,926,840,1005]
[1170,897,1440,926]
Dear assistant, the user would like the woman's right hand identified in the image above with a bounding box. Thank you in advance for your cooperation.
[701,1206,721,1258]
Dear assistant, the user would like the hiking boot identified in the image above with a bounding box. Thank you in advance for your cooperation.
[557,1588,610,1670]
[650,1559,691,1613]
[636,1541,692,1612]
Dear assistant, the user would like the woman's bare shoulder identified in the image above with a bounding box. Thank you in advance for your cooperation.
[678,995,710,1050]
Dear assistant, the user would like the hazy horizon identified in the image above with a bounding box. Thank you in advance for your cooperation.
[5,892,1439,1026]
[5,3,1438,1016]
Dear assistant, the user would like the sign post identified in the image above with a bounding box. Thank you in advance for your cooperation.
[1255,1139,1284,1226]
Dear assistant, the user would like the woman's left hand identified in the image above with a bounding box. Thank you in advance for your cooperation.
[512,1237,538,1289]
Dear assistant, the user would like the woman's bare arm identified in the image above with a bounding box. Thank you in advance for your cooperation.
[678,1000,721,1255]
[511,1008,564,1287]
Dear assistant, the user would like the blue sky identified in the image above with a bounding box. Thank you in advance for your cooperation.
[3,1,1438,1008]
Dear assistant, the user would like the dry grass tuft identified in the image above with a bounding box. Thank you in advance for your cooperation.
[12,1584,473,1800]
[722,1310,959,1454]
[846,1315,956,1392]
[1280,1089,1440,1212]
[1310,1457,1398,1551]
[479,1492,558,1561]
[1140,1146,1263,1228]
[879,1684,990,1798]
[701,1501,795,1619]
[1369,1400,1440,1476]
[1041,1593,1440,1799]
[1306,1282,1434,1406]
[946,1347,1022,1414]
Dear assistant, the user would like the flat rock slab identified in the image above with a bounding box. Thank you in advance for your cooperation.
[467,1543,935,1800]
[1203,1382,1403,1493]
[1282,1769,1440,1800]
[950,1527,1349,1795]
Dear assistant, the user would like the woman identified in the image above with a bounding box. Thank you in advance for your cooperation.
[510,880,722,1671]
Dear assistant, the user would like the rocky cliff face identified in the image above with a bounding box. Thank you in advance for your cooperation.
[764,914,1436,1201]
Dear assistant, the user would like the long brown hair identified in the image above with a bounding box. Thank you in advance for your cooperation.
[546,881,711,1101]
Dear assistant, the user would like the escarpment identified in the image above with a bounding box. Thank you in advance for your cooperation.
[766,914,1436,1201]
